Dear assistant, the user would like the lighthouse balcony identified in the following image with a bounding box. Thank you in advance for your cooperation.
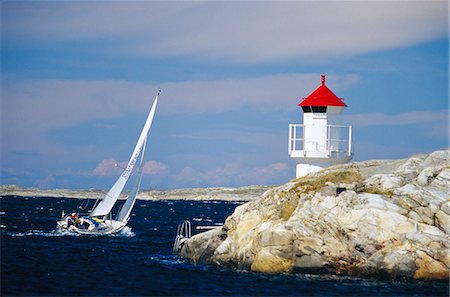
[288,124,353,164]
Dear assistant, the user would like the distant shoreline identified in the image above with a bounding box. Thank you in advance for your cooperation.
[0,184,275,202]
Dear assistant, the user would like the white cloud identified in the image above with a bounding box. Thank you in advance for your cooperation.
[1,73,359,154]
[1,79,153,154]
[92,159,124,176]
[3,2,447,63]
[143,160,169,175]
[160,73,359,115]
[92,158,169,176]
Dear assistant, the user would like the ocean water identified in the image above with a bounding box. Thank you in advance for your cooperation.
[1,196,448,296]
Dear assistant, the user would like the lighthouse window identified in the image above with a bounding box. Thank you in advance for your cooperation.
[302,106,327,113]
[313,106,327,113]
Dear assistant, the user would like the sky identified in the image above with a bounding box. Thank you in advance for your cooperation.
[1,1,449,190]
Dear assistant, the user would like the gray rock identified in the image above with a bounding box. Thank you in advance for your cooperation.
[294,253,327,269]
[179,150,450,280]
[441,201,450,215]
[416,166,443,186]
[434,210,450,233]
[416,207,434,225]
[382,251,417,279]
[364,173,404,191]
[320,185,337,197]
[407,211,423,223]
[180,227,228,264]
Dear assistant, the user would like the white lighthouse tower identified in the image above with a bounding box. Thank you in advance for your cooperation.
[288,75,353,178]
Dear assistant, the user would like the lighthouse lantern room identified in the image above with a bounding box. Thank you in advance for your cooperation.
[288,75,353,178]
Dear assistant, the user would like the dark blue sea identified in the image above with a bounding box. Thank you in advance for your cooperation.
[1,196,448,296]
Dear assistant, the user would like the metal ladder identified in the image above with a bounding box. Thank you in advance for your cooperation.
[172,220,192,254]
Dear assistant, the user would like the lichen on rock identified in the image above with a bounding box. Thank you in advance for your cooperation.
[179,150,450,280]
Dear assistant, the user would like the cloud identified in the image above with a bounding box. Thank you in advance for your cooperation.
[344,110,449,141]
[1,73,359,154]
[343,110,448,127]
[1,167,31,177]
[143,160,169,175]
[173,129,285,147]
[35,175,57,189]
[3,2,447,63]
[174,162,291,187]
[93,158,169,176]
[92,159,124,176]
[161,73,359,115]
[1,79,153,155]
[33,169,93,189]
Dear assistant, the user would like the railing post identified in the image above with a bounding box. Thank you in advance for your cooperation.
[294,125,297,151]
[348,125,352,157]
[327,125,331,153]
[302,124,305,151]
[288,124,292,154]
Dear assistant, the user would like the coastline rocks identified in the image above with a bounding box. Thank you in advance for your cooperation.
[179,150,450,280]
[0,185,273,202]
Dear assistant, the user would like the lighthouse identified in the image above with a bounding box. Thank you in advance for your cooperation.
[288,75,353,178]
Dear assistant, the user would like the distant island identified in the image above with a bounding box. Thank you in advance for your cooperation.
[0,184,275,202]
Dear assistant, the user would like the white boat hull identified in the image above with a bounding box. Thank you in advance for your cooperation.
[57,218,127,235]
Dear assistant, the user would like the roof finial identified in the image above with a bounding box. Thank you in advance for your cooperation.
[321,74,326,86]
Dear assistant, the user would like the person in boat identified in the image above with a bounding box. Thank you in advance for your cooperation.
[66,213,78,226]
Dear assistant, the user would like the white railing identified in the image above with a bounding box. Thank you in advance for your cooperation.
[288,124,353,158]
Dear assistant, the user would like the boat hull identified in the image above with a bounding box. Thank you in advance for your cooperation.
[57,218,127,235]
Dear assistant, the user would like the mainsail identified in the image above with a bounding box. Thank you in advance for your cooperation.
[91,91,160,217]
[116,136,147,222]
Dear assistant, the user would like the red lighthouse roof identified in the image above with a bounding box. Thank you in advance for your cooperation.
[298,75,347,107]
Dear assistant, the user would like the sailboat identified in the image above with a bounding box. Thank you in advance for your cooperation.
[57,90,160,235]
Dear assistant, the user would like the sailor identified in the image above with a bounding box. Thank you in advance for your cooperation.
[67,213,78,226]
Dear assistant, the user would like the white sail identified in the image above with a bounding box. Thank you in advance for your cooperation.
[91,91,160,217]
[116,136,147,222]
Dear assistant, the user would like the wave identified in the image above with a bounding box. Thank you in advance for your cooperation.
[115,226,135,237]
[5,229,80,237]
[145,254,186,266]
[4,226,136,237]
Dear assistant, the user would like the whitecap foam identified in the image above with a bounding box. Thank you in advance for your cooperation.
[6,229,80,237]
[146,255,185,266]
[116,226,135,237]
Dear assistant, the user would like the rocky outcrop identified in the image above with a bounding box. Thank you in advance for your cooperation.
[0,185,273,201]
[180,150,450,280]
